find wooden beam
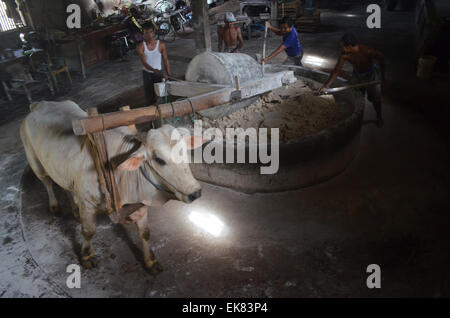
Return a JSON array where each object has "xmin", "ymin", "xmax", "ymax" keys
[
  {"xmin": 192, "ymin": 0, "xmax": 211, "ymax": 52},
  {"xmin": 72, "ymin": 87, "xmax": 233, "ymax": 135},
  {"xmin": 154, "ymin": 80, "xmax": 227, "ymax": 97},
  {"xmin": 72, "ymin": 71, "xmax": 296, "ymax": 135},
  {"xmin": 154, "ymin": 70, "xmax": 295, "ymax": 98}
]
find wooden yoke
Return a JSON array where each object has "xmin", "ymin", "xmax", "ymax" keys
[
  {"xmin": 86, "ymin": 107, "xmax": 122, "ymax": 220},
  {"xmin": 87, "ymin": 108, "xmax": 148, "ymax": 224}
]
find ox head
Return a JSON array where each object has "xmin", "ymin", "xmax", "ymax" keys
[{"xmin": 117, "ymin": 125, "xmax": 207, "ymax": 203}]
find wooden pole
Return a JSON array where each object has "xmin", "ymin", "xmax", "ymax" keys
[
  {"xmin": 262, "ymin": 24, "xmax": 268, "ymax": 75},
  {"xmin": 192, "ymin": 0, "xmax": 211, "ymax": 53},
  {"xmin": 72, "ymin": 87, "xmax": 233, "ymax": 135},
  {"xmin": 119, "ymin": 106, "xmax": 137, "ymax": 134}
]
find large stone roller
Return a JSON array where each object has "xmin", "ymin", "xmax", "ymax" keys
[{"xmin": 185, "ymin": 52, "xmax": 263, "ymax": 86}]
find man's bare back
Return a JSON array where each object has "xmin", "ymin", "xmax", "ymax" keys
[{"xmin": 342, "ymin": 45, "xmax": 383, "ymax": 73}]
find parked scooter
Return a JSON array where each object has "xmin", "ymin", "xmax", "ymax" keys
[{"xmin": 170, "ymin": 0, "xmax": 193, "ymax": 33}]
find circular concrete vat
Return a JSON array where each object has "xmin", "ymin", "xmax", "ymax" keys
[{"xmin": 190, "ymin": 70, "xmax": 364, "ymax": 193}]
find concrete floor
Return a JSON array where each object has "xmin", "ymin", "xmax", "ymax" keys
[{"xmin": 1, "ymin": 3, "xmax": 449, "ymax": 297}]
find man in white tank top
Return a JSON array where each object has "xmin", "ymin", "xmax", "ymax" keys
[{"xmin": 137, "ymin": 22, "xmax": 171, "ymax": 106}]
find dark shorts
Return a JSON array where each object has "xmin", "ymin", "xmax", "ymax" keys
[
  {"xmin": 284, "ymin": 51, "xmax": 303, "ymax": 66},
  {"xmin": 143, "ymin": 70, "xmax": 163, "ymax": 106},
  {"xmin": 352, "ymin": 65, "xmax": 381, "ymax": 103},
  {"xmin": 224, "ymin": 45, "xmax": 239, "ymax": 53}
]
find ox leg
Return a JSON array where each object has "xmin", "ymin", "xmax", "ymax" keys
[
  {"xmin": 41, "ymin": 177, "xmax": 60, "ymax": 214},
  {"xmin": 21, "ymin": 137, "xmax": 59, "ymax": 214},
  {"xmin": 135, "ymin": 206, "xmax": 163, "ymax": 275},
  {"xmin": 66, "ymin": 191, "xmax": 80, "ymax": 221},
  {"xmin": 79, "ymin": 207, "xmax": 98, "ymax": 269}
]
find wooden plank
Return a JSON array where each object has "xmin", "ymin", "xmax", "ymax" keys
[
  {"xmin": 240, "ymin": 71, "xmax": 295, "ymax": 99},
  {"xmin": 154, "ymin": 80, "xmax": 228, "ymax": 97}
]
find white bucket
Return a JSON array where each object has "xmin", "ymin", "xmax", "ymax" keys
[{"xmin": 416, "ymin": 55, "xmax": 437, "ymax": 79}]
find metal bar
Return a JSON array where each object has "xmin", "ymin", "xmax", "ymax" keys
[
  {"xmin": 324, "ymin": 80, "xmax": 381, "ymax": 94},
  {"xmin": 271, "ymin": 64, "xmax": 349, "ymax": 82}
]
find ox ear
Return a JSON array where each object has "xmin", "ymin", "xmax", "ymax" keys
[
  {"xmin": 183, "ymin": 135, "xmax": 210, "ymax": 150},
  {"xmin": 118, "ymin": 147, "xmax": 146, "ymax": 171}
]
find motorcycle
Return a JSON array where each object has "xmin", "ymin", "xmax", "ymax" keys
[
  {"xmin": 149, "ymin": 11, "xmax": 176, "ymax": 43},
  {"xmin": 169, "ymin": 4, "xmax": 192, "ymax": 33},
  {"xmin": 150, "ymin": 2, "xmax": 192, "ymax": 43}
]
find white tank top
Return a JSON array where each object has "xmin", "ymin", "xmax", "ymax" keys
[{"xmin": 143, "ymin": 40, "xmax": 162, "ymax": 73}]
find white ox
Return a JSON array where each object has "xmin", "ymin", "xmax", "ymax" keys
[{"xmin": 20, "ymin": 100, "xmax": 204, "ymax": 275}]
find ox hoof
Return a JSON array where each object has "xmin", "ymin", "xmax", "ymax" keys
[
  {"xmin": 146, "ymin": 261, "xmax": 163, "ymax": 276},
  {"xmin": 81, "ymin": 256, "xmax": 99, "ymax": 269}
]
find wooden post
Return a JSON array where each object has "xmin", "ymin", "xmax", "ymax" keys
[
  {"xmin": 77, "ymin": 41, "xmax": 87, "ymax": 80},
  {"xmin": 119, "ymin": 106, "xmax": 138, "ymax": 134},
  {"xmin": 87, "ymin": 107, "xmax": 98, "ymax": 116},
  {"xmin": 192, "ymin": 0, "xmax": 211, "ymax": 53},
  {"xmin": 270, "ymin": 0, "xmax": 278, "ymax": 27},
  {"xmin": 1, "ymin": 81, "xmax": 12, "ymax": 101}
]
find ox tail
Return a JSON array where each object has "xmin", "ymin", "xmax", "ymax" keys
[{"xmin": 29, "ymin": 102, "xmax": 40, "ymax": 112}]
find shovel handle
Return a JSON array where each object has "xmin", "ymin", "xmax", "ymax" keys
[
  {"xmin": 262, "ymin": 25, "xmax": 268, "ymax": 75},
  {"xmin": 323, "ymin": 80, "xmax": 381, "ymax": 94}
]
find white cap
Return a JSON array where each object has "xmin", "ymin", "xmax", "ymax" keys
[{"xmin": 225, "ymin": 12, "xmax": 236, "ymax": 22}]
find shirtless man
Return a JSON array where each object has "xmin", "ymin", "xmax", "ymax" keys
[
  {"xmin": 218, "ymin": 12, "xmax": 243, "ymax": 53},
  {"xmin": 320, "ymin": 33, "xmax": 386, "ymax": 127}
]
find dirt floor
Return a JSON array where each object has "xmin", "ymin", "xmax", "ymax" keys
[{"xmin": 1, "ymin": 3, "xmax": 449, "ymax": 297}]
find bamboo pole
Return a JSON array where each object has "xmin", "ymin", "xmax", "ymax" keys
[{"xmin": 72, "ymin": 87, "xmax": 233, "ymax": 135}]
